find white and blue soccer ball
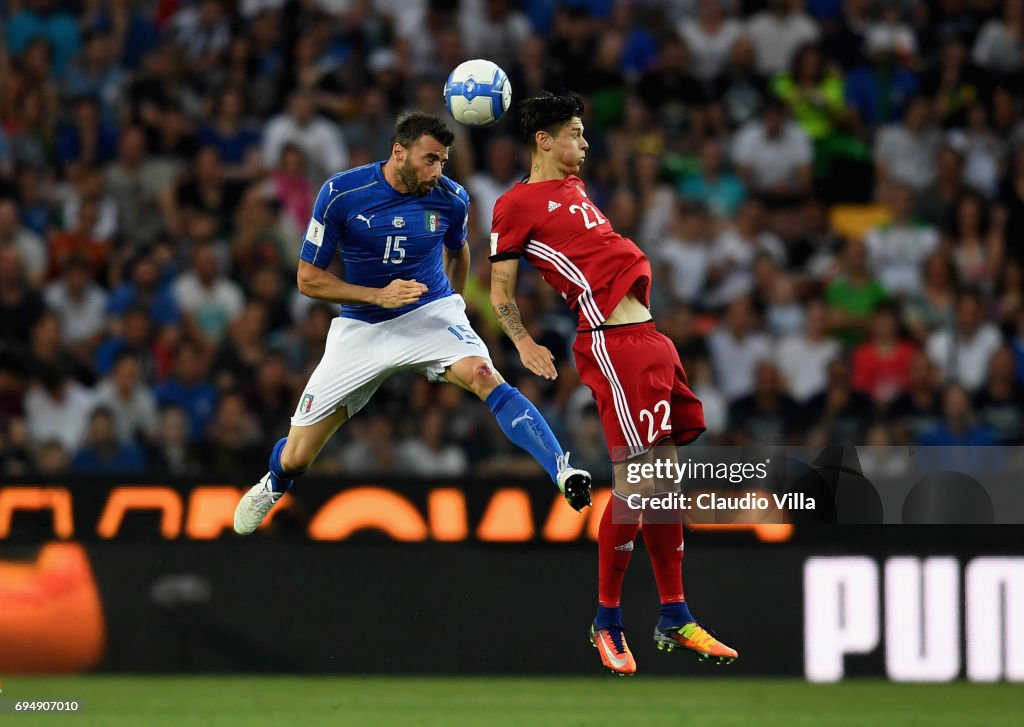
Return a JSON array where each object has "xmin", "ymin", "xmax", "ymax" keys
[{"xmin": 443, "ymin": 59, "xmax": 512, "ymax": 127}]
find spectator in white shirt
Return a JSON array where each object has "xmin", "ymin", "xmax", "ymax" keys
[
  {"xmin": 775, "ymin": 299, "xmax": 841, "ymax": 403},
  {"xmin": 874, "ymin": 94, "xmax": 942, "ymax": 193},
  {"xmin": 927, "ymin": 290, "xmax": 1004, "ymax": 394},
  {"xmin": 92, "ymin": 349, "xmax": 159, "ymax": 444},
  {"xmin": 0, "ymin": 198, "xmax": 47, "ymax": 286},
  {"xmin": 396, "ymin": 409, "xmax": 468, "ymax": 476},
  {"xmin": 865, "ymin": 184, "xmax": 939, "ymax": 297},
  {"xmin": 261, "ymin": 91, "xmax": 348, "ymax": 180},
  {"xmin": 679, "ymin": 0, "xmax": 744, "ymax": 82},
  {"xmin": 467, "ymin": 136, "xmax": 519, "ymax": 240},
  {"xmin": 172, "ymin": 242, "xmax": 245, "ymax": 343},
  {"xmin": 24, "ymin": 365, "xmax": 96, "ymax": 454},
  {"xmin": 657, "ymin": 200, "xmax": 712, "ymax": 305},
  {"xmin": 732, "ymin": 97, "xmax": 813, "ymax": 199},
  {"xmin": 709, "ymin": 296, "xmax": 773, "ymax": 402},
  {"xmin": 744, "ymin": 0, "xmax": 820, "ymax": 77},
  {"xmin": 972, "ymin": 0, "xmax": 1024, "ymax": 76},
  {"xmin": 706, "ymin": 198, "xmax": 786, "ymax": 307},
  {"xmin": 44, "ymin": 255, "xmax": 108, "ymax": 352}
]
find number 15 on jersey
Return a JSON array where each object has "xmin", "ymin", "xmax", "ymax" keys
[{"xmin": 383, "ymin": 235, "xmax": 406, "ymax": 264}]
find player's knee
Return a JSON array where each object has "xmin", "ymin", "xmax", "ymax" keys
[{"xmin": 466, "ymin": 359, "xmax": 500, "ymax": 397}]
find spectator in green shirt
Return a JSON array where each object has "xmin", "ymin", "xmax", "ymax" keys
[{"xmin": 826, "ymin": 237, "xmax": 890, "ymax": 346}]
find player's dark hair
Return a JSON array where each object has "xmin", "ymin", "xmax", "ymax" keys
[
  {"xmin": 519, "ymin": 92, "xmax": 585, "ymax": 149},
  {"xmin": 392, "ymin": 112, "xmax": 455, "ymax": 149}
]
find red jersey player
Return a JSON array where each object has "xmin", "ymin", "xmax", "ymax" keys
[{"xmin": 489, "ymin": 92, "xmax": 738, "ymax": 674}]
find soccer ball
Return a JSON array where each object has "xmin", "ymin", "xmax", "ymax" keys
[{"xmin": 443, "ymin": 59, "xmax": 512, "ymax": 127}]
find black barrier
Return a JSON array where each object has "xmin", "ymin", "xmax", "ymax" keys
[{"xmin": 2, "ymin": 541, "xmax": 1022, "ymax": 680}]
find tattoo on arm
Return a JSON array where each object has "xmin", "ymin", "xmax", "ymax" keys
[{"xmin": 495, "ymin": 301, "xmax": 528, "ymax": 342}]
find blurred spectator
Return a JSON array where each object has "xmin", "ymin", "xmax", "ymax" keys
[
  {"xmin": 172, "ymin": 145, "xmax": 248, "ymax": 238},
  {"xmin": 657, "ymin": 201, "xmax": 711, "ymax": 306},
  {"xmin": 728, "ymin": 360, "xmax": 801, "ymax": 444},
  {"xmin": 104, "ymin": 126, "xmax": 176, "ymax": 249},
  {"xmin": 826, "ymin": 238, "xmax": 889, "ymax": 344},
  {"xmin": 24, "ymin": 364, "xmax": 95, "ymax": 453},
  {"xmin": 63, "ymin": 30, "xmax": 126, "ymax": 124},
  {"xmin": 167, "ymin": 0, "xmax": 231, "ymax": 72},
  {"xmin": 775, "ymin": 298, "xmax": 840, "ymax": 404},
  {"xmin": 945, "ymin": 192, "xmax": 1003, "ymax": 292},
  {"xmin": 197, "ymin": 87, "xmax": 262, "ymax": 179},
  {"xmin": 6, "ymin": 0, "xmax": 81, "ymax": 79},
  {"xmin": 107, "ymin": 255, "xmax": 181, "ymax": 329},
  {"xmin": 566, "ymin": 403, "xmax": 613, "ymax": 482},
  {"xmin": 864, "ymin": 184, "xmax": 939, "ymax": 297},
  {"xmin": 948, "ymin": 103, "xmax": 1003, "ymax": 198},
  {"xmin": 213, "ymin": 300, "xmax": 269, "ymax": 390},
  {"xmin": 914, "ymin": 145, "xmax": 964, "ymax": 228},
  {"xmin": 261, "ymin": 91, "xmax": 349, "ymax": 181},
  {"xmin": 56, "ymin": 96, "xmax": 118, "ymax": 168},
  {"xmin": 0, "ymin": 198, "xmax": 47, "ymax": 286},
  {"xmin": 467, "ymin": 136, "xmax": 520, "ymax": 241},
  {"xmin": 677, "ymin": 136, "xmax": 746, "ymax": 221},
  {"xmin": 201, "ymin": 391, "xmax": 264, "ymax": 476},
  {"xmin": 95, "ymin": 304, "xmax": 163, "ymax": 379},
  {"xmin": 973, "ymin": 347, "xmax": 1024, "ymax": 445},
  {"xmin": 93, "ymin": 348, "xmax": 159, "ymax": 445},
  {"xmin": 887, "ymin": 352, "xmax": 943, "ymax": 444},
  {"xmin": 43, "ymin": 255, "xmax": 108, "ymax": 358},
  {"xmin": 72, "ymin": 406, "xmax": 147, "ymax": 473},
  {"xmin": 902, "ymin": 252, "xmax": 957, "ymax": 343},
  {"xmin": 874, "ymin": 95, "xmax": 941, "ymax": 194},
  {"xmin": 999, "ymin": 145, "xmax": 1024, "ymax": 267},
  {"xmin": 845, "ymin": 27, "xmax": 919, "ymax": 129},
  {"xmin": 679, "ymin": 0, "xmax": 743, "ymax": 83},
  {"xmin": 147, "ymin": 404, "xmax": 200, "ymax": 475},
  {"xmin": 48, "ymin": 197, "xmax": 110, "ymax": 280},
  {"xmin": 706, "ymin": 199, "xmax": 785, "ymax": 307},
  {"xmin": 745, "ymin": 0, "xmax": 820, "ymax": 77},
  {"xmin": 732, "ymin": 97, "xmax": 813, "ymax": 202},
  {"xmin": 805, "ymin": 357, "xmax": 874, "ymax": 444},
  {"xmin": 917, "ymin": 384, "xmax": 998, "ymax": 445},
  {"xmin": 34, "ymin": 439, "xmax": 70, "ymax": 475},
  {"xmin": 926, "ymin": 290, "xmax": 1003, "ymax": 394},
  {"xmin": 241, "ymin": 353, "xmax": 295, "ymax": 439},
  {"xmin": 635, "ymin": 36, "xmax": 708, "ymax": 137},
  {"xmin": 850, "ymin": 303, "xmax": 916, "ymax": 406},
  {"xmin": 708, "ymin": 296, "xmax": 771, "ymax": 402},
  {"xmin": 172, "ymin": 242, "xmax": 245, "ymax": 343},
  {"xmin": 267, "ymin": 143, "xmax": 314, "ymax": 237},
  {"xmin": 459, "ymin": 0, "xmax": 532, "ymax": 71},
  {"xmin": 26, "ymin": 310, "xmax": 94, "ymax": 384},
  {"xmin": 155, "ymin": 342, "xmax": 218, "ymax": 442},
  {"xmin": 711, "ymin": 35, "xmax": 768, "ymax": 130},
  {"xmin": 972, "ymin": 0, "xmax": 1024, "ymax": 77},
  {"xmin": 335, "ymin": 414, "xmax": 400, "ymax": 475},
  {"xmin": 397, "ymin": 408, "xmax": 469, "ymax": 476},
  {"xmin": 923, "ymin": 36, "xmax": 987, "ymax": 131}
]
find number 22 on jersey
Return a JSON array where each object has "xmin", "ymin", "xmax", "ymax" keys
[{"xmin": 569, "ymin": 201, "xmax": 606, "ymax": 230}]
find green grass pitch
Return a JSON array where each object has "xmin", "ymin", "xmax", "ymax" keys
[{"xmin": 4, "ymin": 676, "xmax": 1023, "ymax": 727}]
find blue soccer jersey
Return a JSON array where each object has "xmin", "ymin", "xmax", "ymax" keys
[{"xmin": 298, "ymin": 162, "xmax": 470, "ymax": 323}]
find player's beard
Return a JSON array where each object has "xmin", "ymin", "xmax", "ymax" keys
[{"xmin": 398, "ymin": 159, "xmax": 435, "ymax": 196}]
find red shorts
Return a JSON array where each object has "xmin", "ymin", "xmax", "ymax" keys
[{"xmin": 573, "ymin": 322, "xmax": 706, "ymax": 462}]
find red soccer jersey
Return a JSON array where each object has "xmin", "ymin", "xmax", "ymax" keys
[{"xmin": 489, "ymin": 176, "xmax": 652, "ymax": 330}]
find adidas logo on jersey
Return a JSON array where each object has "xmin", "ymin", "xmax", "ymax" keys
[
  {"xmin": 614, "ymin": 541, "xmax": 634, "ymax": 552},
  {"xmin": 547, "ymin": 201, "xmax": 561, "ymax": 212}
]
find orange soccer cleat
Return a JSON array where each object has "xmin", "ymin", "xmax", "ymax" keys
[
  {"xmin": 653, "ymin": 621, "xmax": 739, "ymax": 665},
  {"xmin": 590, "ymin": 623, "xmax": 637, "ymax": 676}
]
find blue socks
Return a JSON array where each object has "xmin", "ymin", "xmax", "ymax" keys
[
  {"xmin": 657, "ymin": 601, "xmax": 694, "ymax": 628},
  {"xmin": 485, "ymin": 383, "xmax": 562, "ymax": 483},
  {"xmin": 268, "ymin": 437, "xmax": 305, "ymax": 493},
  {"xmin": 595, "ymin": 605, "xmax": 623, "ymax": 629}
]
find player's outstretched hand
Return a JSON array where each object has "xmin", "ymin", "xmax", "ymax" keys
[
  {"xmin": 516, "ymin": 339, "xmax": 557, "ymax": 380},
  {"xmin": 376, "ymin": 279, "xmax": 428, "ymax": 308}
]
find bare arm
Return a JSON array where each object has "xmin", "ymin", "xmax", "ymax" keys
[
  {"xmin": 490, "ymin": 259, "xmax": 557, "ymax": 380},
  {"xmin": 444, "ymin": 244, "xmax": 470, "ymax": 296},
  {"xmin": 297, "ymin": 259, "xmax": 426, "ymax": 308}
]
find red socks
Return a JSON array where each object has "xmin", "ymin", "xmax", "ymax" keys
[
  {"xmin": 597, "ymin": 492, "xmax": 641, "ymax": 607},
  {"xmin": 640, "ymin": 519, "xmax": 685, "ymax": 604}
]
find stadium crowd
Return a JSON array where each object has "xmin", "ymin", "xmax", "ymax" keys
[{"xmin": 2, "ymin": 0, "xmax": 1024, "ymax": 482}]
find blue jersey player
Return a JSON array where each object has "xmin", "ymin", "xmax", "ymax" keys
[{"xmin": 234, "ymin": 113, "xmax": 592, "ymax": 534}]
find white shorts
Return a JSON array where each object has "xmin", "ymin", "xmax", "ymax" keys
[{"xmin": 291, "ymin": 295, "xmax": 492, "ymax": 426}]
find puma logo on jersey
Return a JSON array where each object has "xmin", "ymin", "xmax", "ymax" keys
[
  {"xmin": 328, "ymin": 181, "xmax": 336, "ymax": 194},
  {"xmin": 510, "ymin": 410, "xmax": 534, "ymax": 428},
  {"xmin": 356, "ymin": 214, "xmax": 375, "ymax": 228},
  {"xmin": 548, "ymin": 201, "xmax": 561, "ymax": 212}
]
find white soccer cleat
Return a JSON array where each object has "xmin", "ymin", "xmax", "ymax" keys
[
  {"xmin": 233, "ymin": 473, "xmax": 284, "ymax": 535},
  {"xmin": 556, "ymin": 452, "xmax": 593, "ymax": 512}
]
